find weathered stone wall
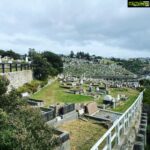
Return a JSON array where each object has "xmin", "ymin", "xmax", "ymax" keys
[{"xmin": 0, "ymin": 70, "xmax": 33, "ymax": 91}]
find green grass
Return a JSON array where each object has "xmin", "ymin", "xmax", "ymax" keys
[
  {"xmin": 58, "ymin": 119, "xmax": 107, "ymax": 150},
  {"xmin": 112, "ymin": 95, "xmax": 138, "ymax": 112},
  {"xmin": 31, "ymin": 81, "xmax": 93, "ymax": 106},
  {"xmin": 110, "ymin": 88, "xmax": 139, "ymax": 113},
  {"xmin": 31, "ymin": 80, "xmax": 139, "ymax": 112}
]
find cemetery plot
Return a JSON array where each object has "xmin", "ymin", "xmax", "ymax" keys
[
  {"xmin": 31, "ymin": 81, "xmax": 93, "ymax": 106},
  {"xmin": 96, "ymin": 87, "xmax": 139, "ymax": 112},
  {"xmin": 58, "ymin": 119, "xmax": 107, "ymax": 150},
  {"xmin": 91, "ymin": 110, "xmax": 121, "ymax": 122},
  {"xmin": 31, "ymin": 77, "xmax": 139, "ymax": 113},
  {"xmin": 63, "ymin": 58, "xmax": 134, "ymax": 78},
  {"xmin": 109, "ymin": 87, "xmax": 139, "ymax": 112}
]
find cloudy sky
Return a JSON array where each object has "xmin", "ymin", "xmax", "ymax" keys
[{"xmin": 0, "ymin": 0, "xmax": 150, "ymax": 58}]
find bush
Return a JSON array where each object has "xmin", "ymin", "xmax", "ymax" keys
[
  {"xmin": 136, "ymin": 87, "xmax": 144, "ymax": 92},
  {"xmin": 17, "ymin": 80, "xmax": 41, "ymax": 94},
  {"xmin": 143, "ymin": 88, "xmax": 150, "ymax": 105},
  {"xmin": 40, "ymin": 80, "xmax": 48, "ymax": 88}
]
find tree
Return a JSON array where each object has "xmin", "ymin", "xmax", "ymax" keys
[
  {"xmin": 0, "ymin": 107, "xmax": 58, "ymax": 150},
  {"xmin": 32, "ymin": 54, "xmax": 51, "ymax": 80},
  {"xmin": 28, "ymin": 48, "xmax": 37, "ymax": 60},
  {"xmin": 0, "ymin": 49, "xmax": 20, "ymax": 59},
  {"xmin": 0, "ymin": 76, "xmax": 58, "ymax": 149},
  {"xmin": 70, "ymin": 51, "xmax": 74, "ymax": 58},
  {"xmin": 4, "ymin": 50, "xmax": 20, "ymax": 60},
  {"xmin": 42, "ymin": 51, "xmax": 63, "ymax": 74},
  {"xmin": 0, "ymin": 76, "xmax": 9, "ymax": 95},
  {"xmin": 0, "ymin": 49, "xmax": 5, "ymax": 57}
]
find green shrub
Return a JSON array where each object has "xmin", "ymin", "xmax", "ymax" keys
[
  {"xmin": 17, "ymin": 80, "xmax": 41, "ymax": 94},
  {"xmin": 143, "ymin": 88, "xmax": 150, "ymax": 105},
  {"xmin": 136, "ymin": 87, "xmax": 144, "ymax": 92},
  {"xmin": 40, "ymin": 80, "xmax": 48, "ymax": 88}
]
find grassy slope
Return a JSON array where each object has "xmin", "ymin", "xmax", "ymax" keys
[
  {"xmin": 110, "ymin": 88, "xmax": 139, "ymax": 112},
  {"xmin": 32, "ymin": 80, "xmax": 139, "ymax": 112},
  {"xmin": 31, "ymin": 81, "xmax": 93, "ymax": 106}
]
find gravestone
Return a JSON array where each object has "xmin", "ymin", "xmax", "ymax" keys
[
  {"xmin": 40, "ymin": 107, "xmax": 55, "ymax": 122},
  {"xmin": 89, "ymin": 85, "xmax": 93, "ymax": 92},
  {"xmin": 27, "ymin": 98, "xmax": 44, "ymax": 107},
  {"xmin": 49, "ymin": 104, "xmax": 63, "ymax": 116},
  {"xmin": 59, "ymin": 104, "xmax": 75, "ymax": 115},
  {"xmin": 96, "ymin": 87, "xmax": 100, "ymax": 92},
  {"xmin": 85, "ymin": 102, "xmax": 98, "ymax": 115},
  {"xmin": 25, "ymin": 56, "xmax": 29, "ymax": 63},
  {"xmin": 21, "ymin": 92, "xmax": 29, "ymax": 97}
]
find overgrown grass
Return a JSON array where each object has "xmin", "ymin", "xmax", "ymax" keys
[
  {"xmin": 111, "ymin": 88, "xmax": 139, "ymax": 112},
  {"xmin": 112, "ymin": 95, "xmax": 138, "ymax": 112},
  {"xmin": 31, "ymin": 81, "xmax": 93, "ymax": 106},
  {"xmin": 58, "ymin": 119, "xmax": 107, "ymax": 150}
]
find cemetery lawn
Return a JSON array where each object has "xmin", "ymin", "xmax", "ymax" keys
[
  {"xmin": 31, "ymin": 81, "xmax": 93, "ymax": 106},
  {"xmin": 110, "ymin": 88, "xmax": 139, "ymax": 113},
  {"xmin": 58, "ymin": 119, "xmax": 107, "ymax": 150}
]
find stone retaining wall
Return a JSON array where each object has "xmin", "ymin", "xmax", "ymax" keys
[{"xmin": 0, "ymin": 70, "xmax": 33, "ymax": 91}]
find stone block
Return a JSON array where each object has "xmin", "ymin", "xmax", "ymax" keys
[
  {"xmin": 133, "ymin": 141, "xmax": 144, "ymax": 150},
  {"xmin": 138, "ymin": 128, "xmax": 147, "ymax": 145},
  {"xmin": 141, "ymin": 113, "xmax": 147, "ymax": 116},
  {"xmin": 141, "ymin": 116, "xmax": 147, "ymax": 120},
  {"xmin": 136, "ymin": 134, "xmax": 144, "ymax": 142},
  {"xmin": 141, "ymin": 119, "xmax": 147, "ymax": 125},
  {"xmin": 85, "ymin": 102, "xmax": 98, "ymax": 115},
  {"xmin": 139, "ymin": 128, "xmax": 146, "ymax": 135},
  {"xmin": 140, "ymin": 123, "xmax": 147, "ymax": 129}
]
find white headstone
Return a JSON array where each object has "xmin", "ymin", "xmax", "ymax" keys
[
  {"xmin": 25, "ymin": 56, "xmax": 29, "ymax": 62},
  {"xmin": 56, "ymin": 116, "xmax": 62, "ymax": 122},
  {"xmin": 96, "ymin": 87, "xmax": 100, "ymax": 92},
  {"xmin": 78, "ymin": 109, "xmax": 84, "ymax": 115},
  {"xmin": 80, "ymin": 79, "xmax": 83, "ymax": 84},
  {"xmin": 8, "ymin": 60, "xmax": 12, "ymax": 63},
  {"xmin": 21, "ymin": 92, "xmax": 29, "ymax": 97}
]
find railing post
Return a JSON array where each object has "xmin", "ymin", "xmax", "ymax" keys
[
  {"xmin": 123, "ymin": 117, "xmax": 126, "ymax": 135},
  {"xmin": 20, "ymin": 64, "xmax": 22, "ymax": 71},
  {"xmin": 107, "ymin": 133, "xmax": 112, "ymax": 150},
  {"xmin": 127, "ymin": 112, "xmax": 130, "ymax": 128},
  {"xmin": 27, "ymin": 64, "xmax": 30, "ymax": 70},
  {"xmin": 24, "ymin": 64, "xmax": 26, "ymax": 70},
  {"xmin": 2, "ymin": 63, "xmax": 5, "ymax": 73},
  {"xmin": 15, "ymin": 64, "xmax": 18, "ymax": 71},
  {"xmin": 115, "ymin": 124, "xmax": 120, "ymax": 145},
  {"xmin": 10, "ymin": 63, "xmax": 12, "ymax": 72}
]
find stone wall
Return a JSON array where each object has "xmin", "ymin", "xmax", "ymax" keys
[{"xmin": 0, "ymin": 70, "xmax": 33, "ymax": 91}]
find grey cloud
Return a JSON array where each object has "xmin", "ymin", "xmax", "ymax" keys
[{"xmin": 0, "ymin": 0, "xmax": 150, "ymax": 57}]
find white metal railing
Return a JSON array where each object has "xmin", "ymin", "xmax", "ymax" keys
[{"xmin": 91, "ymin": 91, "xmax": 143, "ymax": 150}]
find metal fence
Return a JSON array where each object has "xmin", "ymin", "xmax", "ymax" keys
[
  {"xmin": 91, "ymin": 91, "xmax": 143, "ymax": 150},
  {"xmin": 0, "ymin": 63, "xmax": 32, "ymax": 73}
]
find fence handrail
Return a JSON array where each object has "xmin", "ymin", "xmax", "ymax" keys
[
  {"xmin": 0, "ymin": 63, "xmax": 32, "ymax": 73},
  {"xmin": 91, "ymin": 91, "xmax": 143, "ymax": 150}
]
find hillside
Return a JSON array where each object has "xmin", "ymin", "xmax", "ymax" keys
[{"xmin": 63, "ymin": 58, "xmax": 135, "ymax": 78}]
